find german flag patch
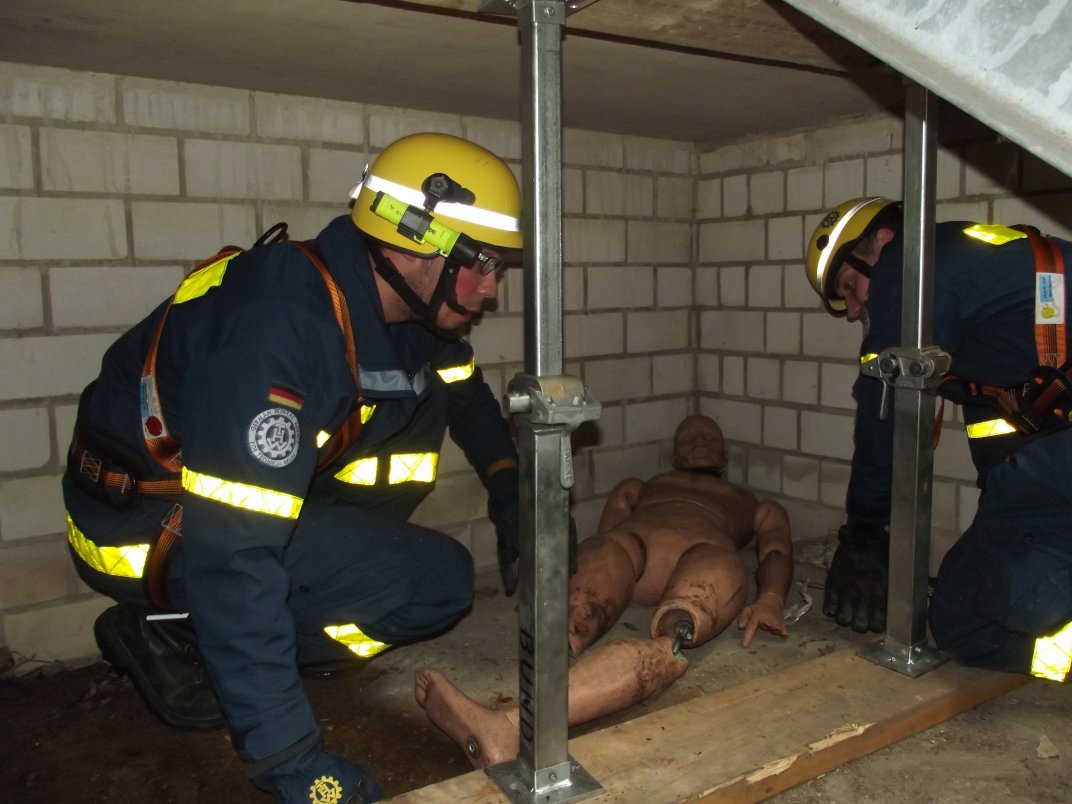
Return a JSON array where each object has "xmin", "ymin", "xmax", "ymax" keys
[{"xmin": 268, "ymin": 384, "xmax": 305, "ymax": 411}]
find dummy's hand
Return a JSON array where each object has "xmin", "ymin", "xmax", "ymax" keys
[
  {"xmin": 486, "ymin": 468, "xmax": 520, "ymax": 596},
  {"xmin": 822, "ymin": 520, "xmax": 889, "ymax": 633},
  {"xmin": 737, "ymin": 593, "xmax": 788, "ymax": 648},
  {"xmin": 252, "ymin": 737, "xmax": 384, "ymax": 804}
]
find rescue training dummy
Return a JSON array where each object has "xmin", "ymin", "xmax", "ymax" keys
[
  {"xmin": 806, "ymin": 198, "xmax": 1072, "ymax": 683},
  {"xmin": 62, "ymin": 133, "xmax": 527, "ymax": 803},
  {"xmin": 415, "ymin": 415, "xmax": 793, "ymax": 767}
]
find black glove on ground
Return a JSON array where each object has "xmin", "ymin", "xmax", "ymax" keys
[
  {"xmin": 822, "ymin": 518, "xmax": 889, "ymax": 634},
  {"xmin": 486, "ymin": 467, "xmax": 520, "ymax": 596}
]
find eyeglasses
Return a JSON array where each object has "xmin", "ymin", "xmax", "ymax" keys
[{"xmin": 472, "ymin": 251, "xmax": 506, "ymax": 276}]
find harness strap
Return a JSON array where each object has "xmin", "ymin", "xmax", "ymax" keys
[
  {"xmin": 130, "ymin": 238, "xmax": 363, "ymax": 608},
  {"xmin": 1012, "ymin": 224, "xmax": 1067, "ymax": 368}
]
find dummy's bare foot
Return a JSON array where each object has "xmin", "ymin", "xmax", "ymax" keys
[{"xmin": 415, "ymin": 669, "xmax": 519, "ymax": 769}]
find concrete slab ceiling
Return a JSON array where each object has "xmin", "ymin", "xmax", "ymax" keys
[{"xmin": 0, "ymin": 0, "xmax": 904, "ymax": 145}]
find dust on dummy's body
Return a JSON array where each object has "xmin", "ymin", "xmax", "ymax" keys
[{"xmin": 416, "ymin": 414, "xmax": 794, "ymax": 767}]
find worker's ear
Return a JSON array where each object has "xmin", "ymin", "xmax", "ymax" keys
[{"xmin": 875, "ymin": 226, "xmax": 897, "ymax": 247}]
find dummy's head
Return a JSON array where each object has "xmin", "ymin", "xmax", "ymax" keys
[{"xmin": 672, "ymin": 415, "xmax": 726, "ymax": 473}]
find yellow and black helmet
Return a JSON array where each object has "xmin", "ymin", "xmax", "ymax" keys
[
  {"xmin": 805, "ymin": 197, "xmax": 899, "ymax": 314},
  {"xmin": 350, "ymin": 132, "xmax": 523, "ymax": 255}
]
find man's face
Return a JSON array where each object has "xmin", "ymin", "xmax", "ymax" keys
[
  {"xmin": 832, "ymin": 262, "xmax": 871, "ymax": 323},
  {"xmin": 433, "ymin": 253, "xmax": 502, "ymax": 331},
  {"xmin": 672, "ymin": 415, "xmax": 726, "ymax": 471}
]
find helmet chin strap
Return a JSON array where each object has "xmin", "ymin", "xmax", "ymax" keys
[{"xmin": 369, "ymin": 243, "xmax": 468, "ymax": 328}]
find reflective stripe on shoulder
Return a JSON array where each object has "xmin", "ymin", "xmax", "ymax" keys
[
  {"xmin": 323, "ymin": 624, "xmax": 390, "ymax": 658},
  {"xmin": 1032, "ymin": 620, "xmax": 1072, "ymax": 682},
  {"xmin": 173, "ymin": 253, "xmax": 242, "ymax": 304},
  {"xmin": 962, "ymin": 224, "xmax": 1028, "ymax": 246},
  {"xmin": 67, "ymin": 513, "xmax": 149, "ymax": 578},
  {"xmin": 437, "ymin": 357, "xmax": 476, "ymax": 384},
  {"xmin": 965, "ymin": 418, "xmax": 1018, "ymax": 438},
  {"xmin": 182, "ymin": 467, "xmax": 303, "ymax": 519}
]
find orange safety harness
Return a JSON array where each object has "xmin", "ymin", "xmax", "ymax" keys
[
  {"xmin": 70, "ymin": 234, "xmax": 363, "ymax": 609},
  {"xmin": 933, "ymin": 225, "xmax": 1071, "ymax": 447}
]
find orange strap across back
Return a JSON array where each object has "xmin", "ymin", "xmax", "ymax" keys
[
  {"xmin": 140, "ymin": 241, "xmax": 363, "ymax": 474},
  {"xmin": 1013, "ymin": 225, "xmax": 1067, "ymax": 368}
]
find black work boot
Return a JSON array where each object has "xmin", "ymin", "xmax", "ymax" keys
[{"xmin": 94, "ymin": 604, "xmax": 225, "ymax": 730}]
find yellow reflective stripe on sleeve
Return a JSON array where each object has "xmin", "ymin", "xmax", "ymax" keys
[
  {"xmin": 389, "ymin": 452, "xmax": 438, "ymax": 484},
  {"xmin": 861, "ymin": 353, "xmax": 879, "ymax": 365},
  {"xmin": 334, "ymin": 456, "xmax": 378, "ymax": 485},
  {"xmin": 323, "ymin": 624, "xmax": 391, "ymax": 658},
  {"xmin": 965, "ymin": 418, "xmax": 1019, "ymax": 438},
  {"xmin": 67, "ymin": 513, "xmax": 149, "ymax": 579},
  {"xmin": 173, "ymin": 253, "xmax": 241, "ymax": 304},
  {"xmin": 1031, "ymin": 620, "xmax": 1072, "ymax": 682},
  {"xmin": 361, "ymin": 404, "xmax": 376, "ymax": 423},
  {"xmin": 962, "ymin": 224, "xmax": 1028, "ymax": 246},
  {"xmin": 181, "ymin": 467, "xmax": 303, "ymax": 519},
  {"xmin": 437, "ymin": 358, "xmax": 476, "ymax": 384}
]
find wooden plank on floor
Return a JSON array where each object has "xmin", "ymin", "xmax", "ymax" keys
[{"xmin": 389, "ymin": 646, "xmax": 1029, "ymax": 803}]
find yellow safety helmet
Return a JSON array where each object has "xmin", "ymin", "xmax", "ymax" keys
[
  {"xmin": 351, "ymin": 132, "xmax": 523, "ymax": 255},
  {"xmin": 805, "ymin": 197, "xmax": 899, "ymax": 315}
]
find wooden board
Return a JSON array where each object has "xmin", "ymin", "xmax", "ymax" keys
[{"xmin": 388, "ymin": 646, "xmax": 1029, "ymax": 802}]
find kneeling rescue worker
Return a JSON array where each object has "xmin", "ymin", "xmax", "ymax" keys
[
  {"xmin": 63, "ymin": 132, "xmax": 526, "ymax": 802},
  {"xmin": 806, "ymin": 197, "xmax": 1072, "ymax": 683}
]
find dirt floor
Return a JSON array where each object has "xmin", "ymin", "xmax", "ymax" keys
[{"xmin": 2, "ymin": 542, "xmax": 1070, "ymax": 803}]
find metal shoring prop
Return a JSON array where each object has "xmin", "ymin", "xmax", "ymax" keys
[
  {"xmin": 859, "ymin": 82, "xmax": 947, "ymax": 677},
  {"xmin": 482, "ymin": 1, "xmax": 603, "ymax": 801}
]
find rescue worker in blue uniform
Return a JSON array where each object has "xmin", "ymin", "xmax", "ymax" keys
[
  {"xmin": 62, "ymin": 132, "xmax": 525, "ymax": 803},
  {"xmin": 805, "ymin": 197, "xmax": 1072, "ymax": 683}
]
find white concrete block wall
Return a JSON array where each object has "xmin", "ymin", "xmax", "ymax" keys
[
  {"xmin": 697, "ymin": 110, "xmax": 1072, "ymax": 555},
  {"xmin": 0, "ymin": 61, "xmax": 697, "ymax": 672},
  {"xmin": 4, "ymin": 58, "xmax": 1069, "ymax": 673}
]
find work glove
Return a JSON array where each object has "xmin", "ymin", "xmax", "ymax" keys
[
  {"xmin": 486, "ymin": 467, "xmax": 520, "ymax": 596},
  {"xmin": 822, "ymin": 517, "xmax": 889, "ymax": 634},
  {"xmin": 252, "ymin": 734, "xmax": 384, "ymax": 804}
]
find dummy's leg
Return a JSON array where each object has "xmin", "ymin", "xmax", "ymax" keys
[
  {"xmin": 416, "ymin": 637, "xmax": 687, "ymax": 768},
  {"xmin": 568, "ymin": 530, "xmax": 646, "ymax": 656},
  {"xmin": 651, "ymin": 543, "xmax": 748, "ymax": 648}
]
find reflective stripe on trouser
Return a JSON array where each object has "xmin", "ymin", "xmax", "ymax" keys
[
  {"xmin": 1032, "ymin": 620, "xmax": 1072, "ymax": 681},
  {"xmin": 322, "ymin": 624, "xmax": 390, "ymax": 658}
]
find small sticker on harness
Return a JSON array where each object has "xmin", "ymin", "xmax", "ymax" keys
[
  {"xmin": 248, "ymin": 408, "xmax": 300, "ymax": 468},
  {"xmin": 1036, "ymin": 272, "xmax": 1065, "ymax": 324}
]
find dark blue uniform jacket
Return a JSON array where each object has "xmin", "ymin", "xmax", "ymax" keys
[
  {"xmin": 847, "ymin": 221, "xmax": 1072, "ymax": 523},
  {"xmin": 65, "ymin": 215, "xmax": 515, "ymax": 761}
]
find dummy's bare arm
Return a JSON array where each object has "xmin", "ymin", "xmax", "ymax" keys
[
  {"xmin": 597, "ymin": 477, "xmax": 644, "ymax": 533},
  {"xmin": 737, "ymin": 500, "xmax": 793, "ymax": 647}
]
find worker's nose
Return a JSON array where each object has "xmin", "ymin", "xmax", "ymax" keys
[{"xmin": 844, "ymin": 295, "xmax": 864, "ymax": 322}]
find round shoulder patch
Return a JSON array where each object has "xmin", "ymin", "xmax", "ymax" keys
[{"xmin": 248, "ymin": 408, "xmax": 300, "ymax": 468}]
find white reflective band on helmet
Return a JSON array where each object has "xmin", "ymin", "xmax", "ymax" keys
[
  {"xmin": 817, "ymin": 198, "xmax": 879, "ymax": 289},
  {"xmin": 965, "ymin": 418, "xmax": 1019, "ymax": 438},
  {"xmin": 323, "ymin": 624, "xmax": 390, "ymax": 658},
  {"xmin": 182, "ymin": 467, "xmax": 303, "ymax": 519},
  {"xmin": 1031, "ymin": 620, "xmax": 1072, "ymax": 681},
  {"xmin": 352, "ymin": 173, "xmax": 521, "ymax": 234},
  {"xmin": 67, "ymin": 513, "xmax": 149, "ymax": 578}
]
